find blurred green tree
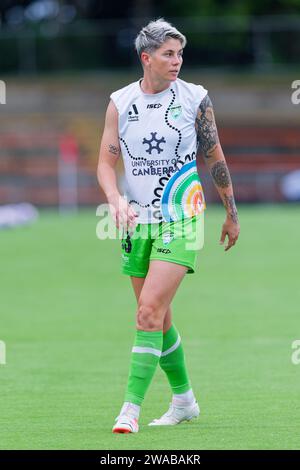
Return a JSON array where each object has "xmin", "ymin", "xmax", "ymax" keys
[{"xmin": 153, "ymin": 0, "xmax": 300, "ymax": 17}]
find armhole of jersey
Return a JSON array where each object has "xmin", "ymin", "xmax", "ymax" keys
[
  {"xmin": 110, "ymin": 94, "xmax": 119, "ymax": 114},
  {"xmin": 194, "ymin": 87, "xmax": 208, "ymax": 121}
]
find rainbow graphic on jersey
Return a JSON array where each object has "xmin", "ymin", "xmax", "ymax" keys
[{"xmin": 161, "ymin": 160, "xmax": 206, "ymax": 222}]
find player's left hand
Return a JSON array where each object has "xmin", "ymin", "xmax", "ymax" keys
[{"xmin": 219, "ymin": 215, "xmax": 240, "ymax": 251}]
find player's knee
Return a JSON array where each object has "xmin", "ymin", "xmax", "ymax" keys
[{"xmin": 136, "ymin": 302, "xmax": 162, "ymax": 331}]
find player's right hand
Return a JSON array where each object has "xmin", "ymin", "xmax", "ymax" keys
[{"xmin": 107, "ymin": 194, "xmax": 138, "ymax": 231}]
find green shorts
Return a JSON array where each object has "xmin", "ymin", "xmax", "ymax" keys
[{"xmin": 121, "ymin": 211, "xmax": 205, "ymax": 277}]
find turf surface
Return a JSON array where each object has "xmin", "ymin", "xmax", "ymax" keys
[{"xmin": 0, "ymin": 205, "xmax": 299, "ymax": 450}]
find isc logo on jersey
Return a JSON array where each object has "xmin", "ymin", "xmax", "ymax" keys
[{"xmin": 147, "ymin": 104, "xmax": 162, "ymax": 109}]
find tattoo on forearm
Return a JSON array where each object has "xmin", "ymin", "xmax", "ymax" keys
[
  {"xmin": 196, "ymin": 94, "xmax": 219, "ymax": 158},
  {"xmin": 109, "ymin": 144, "xmax": 120, "ymax": 156},
  {"xmin": 211, "ymin": 161, "xmax": 231, "ymax": 188},
  {"xmin": 224, "ymin": 194, "xmax": 239, "ymax": 224}
]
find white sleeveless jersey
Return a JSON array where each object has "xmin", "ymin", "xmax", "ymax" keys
[{"xmin": 110, "ymin": 78, "xmax": 208, "ymax": 224}]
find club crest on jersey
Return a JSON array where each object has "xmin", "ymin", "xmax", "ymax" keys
[
  {"xmin": 128, "ymin": 104, "xmax": 139, "ymax": 122},
  {"xmin": 169, "ymin": 104, "xmax": 182, "ymax": 119},
  {"xmin": 162, "ymin": 231, "xmax": 174, "ymax": 245}
]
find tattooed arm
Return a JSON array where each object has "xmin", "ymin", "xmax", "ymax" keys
[
  {"xmin": 195, "ymin": 94, "xmax": 240, "ymax": 251},
  {"xmin": 97, "ymin": 100, "xmax": 137, "ymax": 229}
]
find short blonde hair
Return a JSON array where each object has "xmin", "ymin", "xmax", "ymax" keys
[{"xmin": 135, "ymin": 18, "xmax": 186, "ymax": 58}]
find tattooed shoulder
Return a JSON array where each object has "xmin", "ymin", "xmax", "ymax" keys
[
  {"xmin": 199, "ymin": 94, "xmax": 213, "ymax": 114},
  {"xmin": 196, "ymin": 94, "xmax": 219, "ymax": 158}
]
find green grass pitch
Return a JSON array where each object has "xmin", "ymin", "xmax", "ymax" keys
[{"xmin": 0, "ymin": 205, "xmax": 299, "ymax": 450}]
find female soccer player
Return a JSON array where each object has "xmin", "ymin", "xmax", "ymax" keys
[{"xmin": 97, "ymin": 18, "xmax": 240, "ymax": 434}]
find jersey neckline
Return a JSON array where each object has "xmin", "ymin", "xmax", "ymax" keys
[{"xmin": 137, "ymin": 78, "xmax": 173, "ymax": 98}]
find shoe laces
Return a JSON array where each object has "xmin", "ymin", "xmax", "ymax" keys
[
  {"xmin": 165, "ymin": 402, "xmax": 185, "ymax": 417},
  {"xmin": 115, "ymin": 412, "xmax": 138, "ymax": 422}
]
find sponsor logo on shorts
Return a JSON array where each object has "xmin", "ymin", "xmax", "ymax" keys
[
  {"xmin": 122, "ymin": 254, "xmax": 129, "ymax": 264},
  {"xmin": 157, "ymin": 248, "xmax": 171, "ymax": 254},
  {"xmin": 122, "ymin": 234, "xmax": 132, "ymax": 253}
]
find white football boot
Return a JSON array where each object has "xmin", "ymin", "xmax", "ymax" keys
[
  {"xmin": 148, "ymin": 401, "xmax": 200, "ymax": 426},
  {"xmin": 112, "ymin": 415, "xmax": 139, "ymax": 434},
  {"xmin": 112, "ymin": 402, "xmax": 140, "ymax": 434}
]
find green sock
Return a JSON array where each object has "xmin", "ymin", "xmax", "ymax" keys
[
  {"xmin": 124, "ymin": 330, "xmax": 163, "ymax": 406},
  {"xmin": 159, "ymin": 324, "xmax": 191, "ymax": 394}
]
